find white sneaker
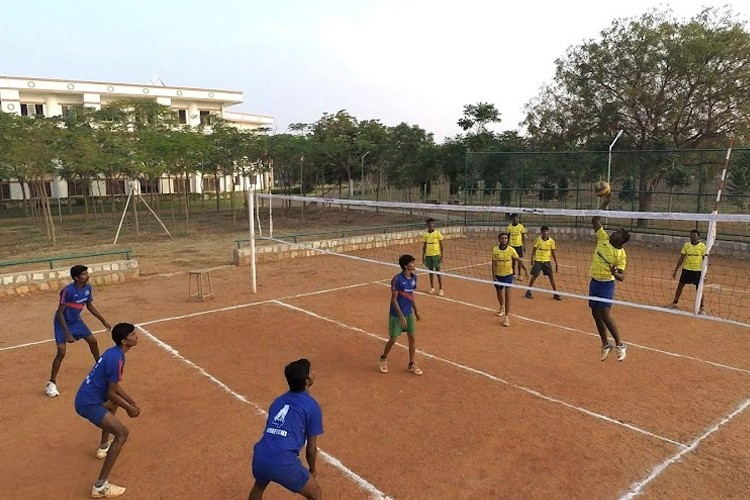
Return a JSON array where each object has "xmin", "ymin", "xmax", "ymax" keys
[
  {"xmin": 45, "ymin": 381, "xmax": 60, "ymax": 398},
  {"xmin": 429, "ymin": 288, "xmax": 435, "ymax": 294},
  {"xmin": 496, "ymin": 306, "xmax": 505, "ymax": 317},
  {"xmin": 502, "ymin": 315, "xmax": 510, "ymax": 327},
  {"xmin": 438, "ymin": 289, "xmax": 444, "ymax": 297},
  {"xmin": 600, "ymin": 344, "xmax": 612, "ymax": 361},
  {"xmin": 96, "ymin": 440, "xmax": 113, "ymax": 459},
  {"xmin": 616, "ymin": 344, "xmax": 627, "ymax": 361},
  {"xmin": 91, "ymin": 481, "xmax": 126, "ymax": 498}
]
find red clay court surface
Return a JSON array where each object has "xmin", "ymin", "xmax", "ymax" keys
[{"xmin": 2, "ymin": 253, "xmax": 750, "ymax": 499}]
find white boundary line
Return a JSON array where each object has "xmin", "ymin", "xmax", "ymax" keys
[
  {"xmin": 618, "ymin": 397, "xmax": 750, "ymax": 499},
  {"xmin": 373, "ymin": 282, "xmax": 750, "ymax": 376},
  {"xmin": 136, "ymin": 324, "xmax": 394, "ymax": 500},
  {"xmin": 0, "ymin": 280, "xmax": 379, "ymax": 354},
  {"xmin": 6, "ymin": 276, "xmax": 748, "ymax": 378},
  {"xmin": 272, "ymin": 300, "xmax": 686, "ymax": 449},
  {"xmin": 265, "ymin": 236, "xmax": 750, "ymax": 329}
]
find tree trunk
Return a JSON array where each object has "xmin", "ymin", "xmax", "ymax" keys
[
  {"xmin": 231, "ymin": 178, "xmax": 236, "ymax": 224},
  {"xmin": 215, "ymin": 170, "xmax": 221, "ymax": 214},
  {"xmin": 107, "ymin": 174, "xmax": 116, "ymax": 216},
  {"xmin": 184, "ymin": 170, "xmax": 190, "ymax": 233},
  {"xmin": 200, "ymin": 177, "xmax": 206, "ymax": 216},
  {"xmin": 40, "ymin": 181, "xmax": 57, "ymax": 246},
  {"xmin": 67, "ymin": 178, "xmax": 74, "ymax": 216},
  {"xmin": 19, "ymin": 177, "xmax": 29, "ymax": 216},
  {"xmin": 167, "ymin": 173, "xmax": 176, "ymax": 231},
  {"xmin": 132, "ymin": 183, "xmax": 139, "ymax": 237},
  {"xmin": 637, "ymin": 165, "xmax": 652, "ymax": 227}
]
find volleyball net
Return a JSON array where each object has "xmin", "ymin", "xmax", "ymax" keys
[{"xmin": 249, "ymin": 192, "xmax": 750, "ymax": 328}]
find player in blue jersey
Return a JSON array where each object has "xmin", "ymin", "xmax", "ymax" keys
[
  {"xmin": 75, "ymin": 322, "xmax": 140, "ymax": 499},
  {"xmin": 379, "ymin": 254, "xmax": 423, "ymax": 375},
  {"xmin": 249, "ymin": 359, "xmax": 323, "ymax": 500},
  {"xmin": 46, "ymin": 264, "xmax": 112, "ymax": 398}
]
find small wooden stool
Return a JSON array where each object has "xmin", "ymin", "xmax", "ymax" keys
[{"xmin": 189, "ymin": 269, "xmax": 214, "ymax": 302}]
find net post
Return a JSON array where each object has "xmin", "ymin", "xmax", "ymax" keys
[
  {"xmin": 248, "ymin": 186, "xmax": 257, "ymax": 293},
  {"xmin": 696, "ymin": 135, "xmax": 735, "ymax": 314},
  {"xmin": 695, "ymin": 214, "xmax": 716, "ymax": 314}
]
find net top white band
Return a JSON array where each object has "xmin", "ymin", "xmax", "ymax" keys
[{"xmin": 256, "ymin": 193, "xmax": 750, "ymax": 224}]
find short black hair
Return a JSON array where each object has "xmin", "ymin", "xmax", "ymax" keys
[
  {"xmin": 498, "ymin": 232, "xmax": 509, "ymax": 240},
  {"xmin": 541, "ymin": 226, "xmax": 550, "ymax": 231},
  {"xmin": 112, "ymin": 323, "xmax": 135, "ymax": 345},
  {"xmin": 619, "ymin": 229, "xmax": 631, "ymax": 244},
  {"xmin": 398, "ymin": 254, "xmax": 415, "ymax": 270},
  {"xmin": 510, "ymin": 213, "xmax": 519, "ymax": 219},
  {"xmin": 285, "ymin": 358, "xmax": 311, "ymax": 392},
  {"xmin": 690, "ymin": 229, "xmax": 700, "ymax": 236},
  {"xmin": 426, "ymin": 218, "xmax": 435, "ymax": 224},
  {"xmin": 70, "ymin": 265, "xmax": 88, "ymax": 279}
]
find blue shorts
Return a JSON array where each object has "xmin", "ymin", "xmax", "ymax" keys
[
  {"xmin": 75, "ymin": 403, "xmax": 108, "ymax": 426},
  {"xmin": 589, "ymin": 279, "xmax": 615, "ymax": 309},
  {"xmin": 494, "ymin": 274, "xmax": 514, "ymax": 290},
  {"xmin": 54, "ymin": 319, "xmax": 92, "ymax": 344},
  {"xmin": 252, "ymin": 457, "xmax": 310, "ymax": 493}
]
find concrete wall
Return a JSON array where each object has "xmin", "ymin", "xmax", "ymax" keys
[
  {"xmin": 233, "ymin": 226, "xmax": 748, "ymax": 266},
  {"xmin": 233, "ymin": 227, "xmax": 465, "ymax": 266},
  {"xmin": 0, "ymin": 260, "xmax": 139, "ymax": 297}
]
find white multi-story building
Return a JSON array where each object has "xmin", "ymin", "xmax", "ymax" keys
[{"xmin": 0, "ymin": 75, "xmax": 274, "ymax": 203}]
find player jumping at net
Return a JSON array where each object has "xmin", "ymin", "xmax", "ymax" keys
[
  {"xmin": 380, "ymin": 254, "xmax": 423, "ymax": 375},
  {"xmin": 590, "ymin": 193, "xmax": 629, "ymax": 361},
  {"xmin": 507, "ymin": 213, "xmax": 527, "ymax": 281},
  {"xmin": 669, "ymin": 229, "xmax": 707, "ymax": 314},
  {"xmin": 46, "ymin": 264, "xmax": 112, "ymax": 398},
  {"xmin": 524, "ymin": 226, "xmax": 561, "ymax": 301},
  {"xmin": 75, "ymin": 322, "xmax": 140, "ymax": 498},
  {"xmin": 492, "ymin": 232, "xmax": 528, "ymax": 327},
  {"xmin": 422, "ymin": 217, "xmax": 444, "ymax": 296},
  {"xmin": 249, "ymin": 359, "xmax": 323, "ymax": 500}
]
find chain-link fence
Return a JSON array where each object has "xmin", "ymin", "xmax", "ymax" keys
[{"xmin": 464, "ymin": 148, "xmax": 750, "ymax": 214}]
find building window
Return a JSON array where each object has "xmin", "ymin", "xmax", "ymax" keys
[
  {"xmin": 61, "ymin": 105, "xmax": 79, "ymax": 120},
  {"xmin": 203, "ymin": 177, "xmax": 219, "ymax": 192},
  {"xmin": 199, "ymin": 110, "xmax": 213, "ymax": 125},
  {"xmin": 140, "ymin": 178, "xmax": 160, "ymax": 194},
  {"xmin": 20, "ymin": 103, "xmax": 45, "ymax": 117},
  {"xmin": 0, "ymin": 181, "xmax": 10, "ymax": 200},
  {"xmin": 105, "ymin": 179, "xmax": 126, "ymax": 195},
  {"xmin": 173, "ymin": 178, "xmax": 191, "ymax": 193},
  {"xmin": 177, "ymin": 109, "xmax": 187, "ymax": 124},
  {"xmin": 68, "ymin": 179, "xmax": 90, "ymax": 196}
]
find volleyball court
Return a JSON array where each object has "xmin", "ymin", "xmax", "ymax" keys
[{"xmin": 3, "ymin": 194, "xmax": 750, "ymax": 498}]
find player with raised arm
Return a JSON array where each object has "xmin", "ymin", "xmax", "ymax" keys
[{"xmin": 589, "ymin": 194, "xmax": 629, "ymax": 361}]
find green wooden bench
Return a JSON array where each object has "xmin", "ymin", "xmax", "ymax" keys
[{"xmin": 0, "ymin": 249, "xmax": 134, "ymax": 270}]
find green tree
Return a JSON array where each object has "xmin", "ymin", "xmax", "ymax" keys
[
  {"xmin": 0, "ymin": 113, "xmax": 62, "ymax": 244},
  {"xmin": 727, "ymin": 150, "xmax": 750, "ymax": 209},
  {"xmin": 524, "ymin": 7, "xmax": 750, "ymax": 221}
]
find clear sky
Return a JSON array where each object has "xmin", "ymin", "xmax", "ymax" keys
[{"xmin": 2, "ymin": 1, "xmax": 748, "ymax": 141}]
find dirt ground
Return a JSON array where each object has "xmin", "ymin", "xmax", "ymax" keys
[{"xmin": 2, "ymin": 207, "xmax": 750, "ymax": 499}]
